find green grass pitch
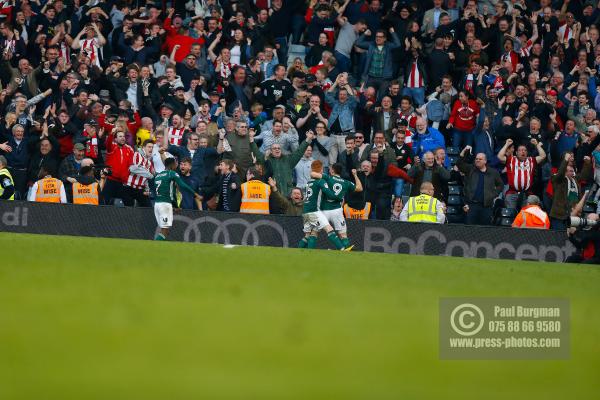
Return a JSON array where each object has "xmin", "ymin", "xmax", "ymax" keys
[{"xmin": 1, "ymin": 232, "xmax": 599, "ymax": 399}]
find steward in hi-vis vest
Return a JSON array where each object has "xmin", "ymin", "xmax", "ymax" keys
[
  {"xmin": 0, "ymin": 155, "xmax": 15, "ymax": 200},
  {"xmin": 400, "ymin": 182, "xmax": 445, "ymax": 223},
  {"xmin": 240, "ymin": 167, "xmax": 271, "ymax": 215}
]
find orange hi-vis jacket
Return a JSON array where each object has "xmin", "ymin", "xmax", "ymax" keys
[
  {"xmin": 35, "ymin": 177, "xmax": 63, "ymax": 203},
  {"xmin": 72, "ymin": 182, "xmax": 99, "ymax": 205},
  {"xmin": 240, "ymin": 179, "xmax": 271, "ymax": 214},
  {"xmin": 512, "ymin": 205, "xmax": 550, "ymax": 229},
  {"xmin": 343, "ymin": 202, "xmax": 371, "ymax": 220}
]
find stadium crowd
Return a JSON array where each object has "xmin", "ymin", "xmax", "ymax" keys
[{"xmin": 0, "ymin": 0, "xmax": 600, "ymax": 232}]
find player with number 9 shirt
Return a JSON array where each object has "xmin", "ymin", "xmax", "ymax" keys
[{"xmin": 315, "ymin": 163, "xmax": 363, "ymax": 249}]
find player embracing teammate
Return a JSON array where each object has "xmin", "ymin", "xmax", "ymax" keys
[{"xmin": 299, "ymin": 160, "xmax": 363, "ymax": 251}]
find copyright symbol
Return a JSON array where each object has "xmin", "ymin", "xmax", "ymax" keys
[{"xmin": 450, "ymin": 303, "xmax": 484, "ymax": 336}]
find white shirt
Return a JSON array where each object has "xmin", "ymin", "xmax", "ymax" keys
[
  {"xmin": 152, "ymin": 145, "xmax": 172, "ymax": 173},
  {"xmin": 28, "ymin": 178, "xmax": 67, "ymax": 203},
  {"xmin": 230, "ymin": 45, "xmax": 242, "ymax": 66},
  {"xmin": 126, "ymin": 82, "xmax": 139, "ymax": 111}
]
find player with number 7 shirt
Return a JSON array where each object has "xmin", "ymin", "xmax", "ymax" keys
[{"xmin": 153, "ymin": 157, "xmax": 202, "ymax": 241}]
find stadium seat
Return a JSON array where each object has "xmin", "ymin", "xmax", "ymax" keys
[
  {"xmin": 287, "ymin": 44, "xmax": 307, "ymax": 66},
  {"xmin": 446, "ymin": 147, "xmax": 460, "ymax": 156},
  {"xmin": 499, "ymin": 208, "xmax": 517, "ymax": 218},
  {"xmin": 499, "ymin": 217, "xmax": 514, "ymax": 227},
  {"xmin": 447, "ymin": 195, "xmax": 463, "ymax": 206},
  {"xmin": 114, "ymin": 199, "xmax": 125, "ymax": 207},
  {"xmin": 446, "ymin": 206, "xmax": 461, "ymax": 215},
  {"xmin": 448, "ymin": 185, "xmax": 463, "ymax": 196},
  {"xmin": 402, "ymin": 184, "xmax": 412, "ymax": 197}
]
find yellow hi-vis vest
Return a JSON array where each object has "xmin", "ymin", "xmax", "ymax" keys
[
  {"xmin": 343, "ymin": 202, "xmax": 371, "ymax": 219},
  {"xmin": 0, "ymin": 168, "xmax": 14, "ymax": 200},
  {"xmin": 35, "ymin": 177, "xmax": 63, "ymax": 203},
  {"xmin": 240, "ymin": 179, "xmax": 271, "ymax": 214},
  {"xmin": 72, "ymin": 181, "xmax": 99, "ymax": 205},
  {"xmin": 406, "ymin": 194, "xmax": 438, "ymax": 223}
]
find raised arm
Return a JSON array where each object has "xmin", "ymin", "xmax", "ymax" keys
[
  {"xmin": 208, "ymin": 32, "xmax": 222, "ymax": 62},
  {"xmin": 497, "ymin": 138, "xmax": 513, "ymax": 163},
  {"xmin": 92, "ymin": 23, "xmax": 106, "ymax": 47},
  {"xmin": 531, "ymin": 138, "xmax": 546, "ymax": 164},
  {"xmin": 71, "ymin": 28, "xmax": 86, "ymax": 49},
  {"xmin": 351, "ymin": 169, "xmax": 363, "ymax": 192}
]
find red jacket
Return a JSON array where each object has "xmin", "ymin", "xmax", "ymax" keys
[
  {"xmin": 449, "ymin": 99, "xmax": 480, "ymax": 132},
  {"xmin": 105, "ymin": 133, "xmax": 134, "ymax": 183},
  {"xmin": 386, "ymin": 164, "xmax": 414, "ymax": 184},
  {"xmin": 163, "ymin": 17, "xmax": 205, "ymax": 62},
  {"xmin": 99, "ymin": 112, "xmax": 142, "ymax": 148}
]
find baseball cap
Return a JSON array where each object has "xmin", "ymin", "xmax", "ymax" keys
[
  {"xmin": 305, "ymin": 74, "xmax": 316, "ymax": 83},
  {"xmin": 209, "ymin": 90, "xmax": 220, "ymax": 97},
  {"xmin": 160, "ymin": 103, "xmax": 174, "ymax": 110},
  {"xmin": 110, "ymin": 56, "xmax": 123, "ymax": 63},
  {"xmin": 73, "ymin": 143, "xmax": 85, "ymax": 151},
  {"xmin": 547, "ymin": 89, "xmax": 558, "ymax": 96},
  {"xmin": 85, "ymin": 119, "xmax": 98, "ymax": 126}
]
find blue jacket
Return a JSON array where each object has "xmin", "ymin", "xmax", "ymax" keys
[
  {"xmin": 555, "ymin": 132, "xmax": 578, "ymax": 157},
  {"xmin": 325, "ymin": 91, "xmax": 357, "ymax": 133},
  {"xmin": 168, "ymin": 145, "xmax": 219, "ymax": 186},
  {"xmin": 411, "ymin": 127, "xmax": 446, "ymax": 158},
  {"xmin": 356, "ymin": 31, "xmax": 401, "ymax": 82},
  {"xmin": 2, "ymin": 136, "xmax": 30, "ymax": 169}
]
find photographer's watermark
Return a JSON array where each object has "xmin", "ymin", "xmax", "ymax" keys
[{"xmin": 440, "ymin": 298, "xmax": 569, "ymax": 359}]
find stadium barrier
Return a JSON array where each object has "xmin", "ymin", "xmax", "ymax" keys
[{"xmin": 0, "ymin": 201, "xmax": 575, "ymax": 262}]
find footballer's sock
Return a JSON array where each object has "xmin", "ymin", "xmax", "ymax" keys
[
  {"xmin": 298, "ymin": 237, "xmax": 308, "ymax": 248},
  {"xmin": 328, "ymin": 232, "xmax": 344, "ymax": 250},
  {"xmin": 154, "ymin": 233, "xmax": 166, "ymax": 241},
  {"xmin": 307, "ymin": 236, "xmax": 318, "ymax": 249},
  {"xmin": 341, "ymin": 237, "xmax": 350, "ymax": 248}
]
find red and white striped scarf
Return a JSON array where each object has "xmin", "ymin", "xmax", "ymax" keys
[
  {"xmin": 81, "ymin": 38, "xmax": 100, "ymax": 67},
  {"xmin": 60, "ymin": 41, "xmax": 71, "ymax": 64},
  {"xmin": 558, "ymin": 22, "xmax": 573, "ymax": 43},
  {"xmin": 167, "ymin": 127, "xmax": 186, "ymax": 146},
  {"xmin": 126, "ymin": 151, "xmax": 155, "ymax": 190}
]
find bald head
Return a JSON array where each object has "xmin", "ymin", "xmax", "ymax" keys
[
  {"xmin": 526, "ymin": 195, "xmax": 541, "ymax": 206},
  {"xmin": 420, "ymin": 182, "xmax": 435, "ymax": 196},
  {"xmin": 81, "ymin": 158, "xmax": 94, "ymax": 168}
]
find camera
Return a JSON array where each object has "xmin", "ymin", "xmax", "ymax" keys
[
  {"xmin": 569, "ymin": 216, "xmax": 598, "ymax": 228},
  {"xmin": 93, "ymin": 165, "xmax": 112, "ymax": 176}
]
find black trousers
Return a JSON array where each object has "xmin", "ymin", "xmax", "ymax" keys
[
  {"xmin": 466, "ymin": 203, "xmax": 493, "ymax": 225},
  {"xmin": 121, "ymin": 185, "xmax": 152, "ymax": 207},
  {"xmin": 371, "ymin": 193, "xmax": 392, "ymax": 220},
  {"xmin": 8, "ymin": 167, "xmax": 27, "ymax": 200},
  {"xmin": 101, "ymin": 179, "xmax": 124, "ymax": 205}
]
